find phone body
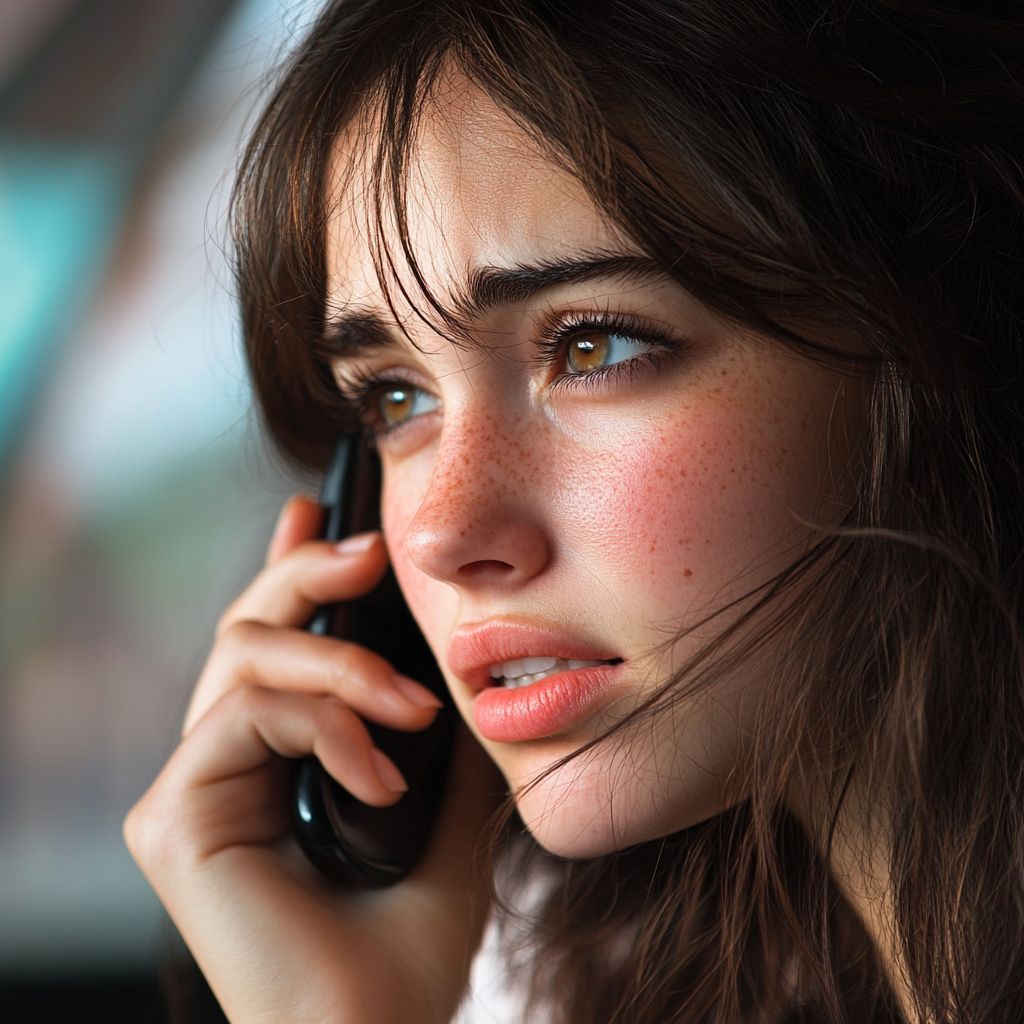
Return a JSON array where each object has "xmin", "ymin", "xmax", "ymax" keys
[{"xmin": 290, "ymin": 433, "xmax": 457, "ymax": 887}]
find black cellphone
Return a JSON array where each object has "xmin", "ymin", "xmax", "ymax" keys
[{"xmin": 289, "ymin": 433, "xmax": 457, "ymax": 887}]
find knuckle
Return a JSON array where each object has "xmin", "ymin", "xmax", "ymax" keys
[
  {"xmin": 319, "ymin": 647, "xmax": 387, "ymax": 712},
  {"xmin": 324, "ymin": 641, "xmax": 387, "ymax": 691},
  {"xmin": 212, "ymin": 620, "xmax": 271, "ymax": 667},
  {"xmin": 124, "ymin": 794, "xmax": 176, "ymax": 871},
  {"xmin": 122, "ymin": 802, "xmax": 146, "ymax": 857},
  {"xmin": 321, "ymin": 648, "xmax": 362, "ymax": 693},
  {"xmin": 216, "ymin": 681, "xmax": 267, "ymax": 719},
  {"xmin": 220, "ymin": 618, "xmax": 269, "ymax": 649},
  {"xmin": 236, "ymin": 681, "xmax": 267, "ymax": 707},
  {"xmin": 215, "ymin": 594, "xmax": 246, "ymax": 637}
]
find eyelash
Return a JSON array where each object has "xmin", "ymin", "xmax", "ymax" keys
[
  {"xmin": 534, "ymin": 310, "xmax": 683, "ymax": 393},
  {"xmin": 333, "ymin": 367, "xmax": 419, "ymax": 439},
  {"xmin": 334, "ymin": 311, "xmax": 684, "ymax": 434}
]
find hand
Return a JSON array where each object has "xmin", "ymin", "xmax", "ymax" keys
[{"xmin": 125, "ymin": 496, "xmax": 500, "ymax": 1024}]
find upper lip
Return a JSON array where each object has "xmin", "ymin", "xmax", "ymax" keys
[{"xmin": 447, "ymin": 618, "xmax": 620, "ymax": 691}]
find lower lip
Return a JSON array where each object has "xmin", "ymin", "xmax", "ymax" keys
[{"xmin": 471, "ymin": 664, "xmax": 621, "ymax": 742}]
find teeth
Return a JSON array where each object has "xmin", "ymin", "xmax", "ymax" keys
[
  {"xmin": 522, "ymin": 656, "xmax": 557, "ymax": 674},
  {"xmin": 487, "ymin": 656, "xmax": 611, "ymax": 688},
  {"xmin": 503, "ymin": 658, "xmax": 526, "ymax": 679},
  {"xmin": 504, "ymin": 667, "xmax": 558, "ymax": 689}
]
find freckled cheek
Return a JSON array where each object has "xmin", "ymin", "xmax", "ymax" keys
[{"xmin": 559, "ymin": 407, "xmax": 797, "ymax": 597}]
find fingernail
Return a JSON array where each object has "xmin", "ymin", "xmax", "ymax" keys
[
  {"xmin": 335, "ymin": 532, "xmax": 379, "ymax": 555},
  {"xmin": 370, "ymin": 748, "xmax": 408, "ymax": 793},
  {"xmin": 393, "ymin": 674, "xmax": 444, "ymax": 709}
]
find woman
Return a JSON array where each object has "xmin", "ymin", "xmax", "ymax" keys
[{"xmin": 125, "ymin": 1, "xmax": 1024, "ymax": 1021}]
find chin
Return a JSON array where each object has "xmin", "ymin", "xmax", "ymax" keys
[
  {"xmin": 505, "ymin": 745, "xmax": 738, "ymax": 859},
  {"xmin": 517, "ymin": 801, "xmax": 625, "ymax": 859},
  {"xmin": 508, "ymin": 760, "xmax": 691, "ymax": 860}
]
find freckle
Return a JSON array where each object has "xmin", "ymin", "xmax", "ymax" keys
[{"xmin": 683, "ymin": 569, "xmax": 693, "ymax": 577}]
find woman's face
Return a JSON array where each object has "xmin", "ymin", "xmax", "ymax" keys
[{"xmin": 326, "ymin": 77, "xmax": 861, "ymax": 858}]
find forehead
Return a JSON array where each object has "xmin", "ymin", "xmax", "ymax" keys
[{"xmin": 325, "ymin": 73, "xmax": 624, "ymax": 314}]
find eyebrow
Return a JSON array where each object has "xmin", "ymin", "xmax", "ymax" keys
[{"xmin": 322, "ymin": 253, "xmax": 668, "ymax": 355}]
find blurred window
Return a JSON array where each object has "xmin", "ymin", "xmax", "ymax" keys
[{"xmin": 0, "ymin": 0, "xmax": 323, "ymax": 988}]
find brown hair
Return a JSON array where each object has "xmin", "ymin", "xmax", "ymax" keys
[{"xmin": 231, "ymin": 2, "xmax": 1024, "ymax": 1020}]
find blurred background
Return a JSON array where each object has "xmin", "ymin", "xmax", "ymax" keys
[{"xmin": 0, "ymin": 0, "xmax": 325, "ymax": 1019}]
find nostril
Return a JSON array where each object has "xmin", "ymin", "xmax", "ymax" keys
[
  {"xmin": 456, "ymin": 559, "xmax": 517, "ymax": 582},
  {"xmin": 403, "ymin": 494, "xmax": 551, "ymax": 586}
]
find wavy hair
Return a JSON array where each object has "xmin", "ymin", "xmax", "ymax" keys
[{"xmin": 231, "ymin": 2, "xmax": 1024, "ymax": 1020}]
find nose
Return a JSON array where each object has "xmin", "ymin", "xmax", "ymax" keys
[{"xmin": 402, "ymin": 418, "xmax": 552, "ymax": 590}]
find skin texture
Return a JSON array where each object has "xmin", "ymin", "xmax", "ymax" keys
[
  {"xmin": 124, "ymin": 73, "xmax": 871, "ymax": 1024},
  {"xmin": 327, "ymin": 76, "xmax": 862, "ymax": 856}
]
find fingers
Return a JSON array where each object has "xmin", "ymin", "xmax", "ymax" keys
[
  {"xmin": 128, "ymin": 685, "xmax": 410, "ymax": 870},
  {"xmin": 125, "ymin": 493, "xmax": 493, "ymax": 1024},
  {"xmin": 219, "ymin": 531, "xmax": 388, "ymax": 635},
  {"xmin": 184, "ymin": 622, "xmax": 441, "ymax": 735},
  {"xmin": 201, "ymin": 687, "xmax": 407, "ymax": 804},
  {"xmin": 266, "ymin": 495, "xmax": 323, "ymax": 565}
]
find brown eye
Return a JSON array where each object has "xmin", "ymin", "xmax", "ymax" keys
[
  {"xmin": 378, "ymin": 386, "xmax": 439, "ymax": 426},
  {"xmin": 380, "ymin": 388, "xmax": 414, "ymax": 424},
  {"xmin": 567, "ymin": 333, "xmax": 610, "ymax": 372},
  {"xmin": 564, "ymin": 331, "xmax": 654, "ymax": 375}
]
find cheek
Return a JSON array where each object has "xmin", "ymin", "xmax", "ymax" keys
[{"xmin": 555, "ymin": 366, "xmax": 834, "ymax": 612}]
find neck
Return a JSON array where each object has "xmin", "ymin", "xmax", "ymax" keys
[{"xmin": 789, "ymin": 774, "xmax": 915, "ymax": 1022}]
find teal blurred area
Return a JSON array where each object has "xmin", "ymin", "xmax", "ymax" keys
[
  {"xmin": 0, "ymin": 0, "xmax": 243, "ymax": 472},
  {"xmin": 0, "ymin": 141, "xmax": 127, "ymax": 466},
  {"xmin": 0, "ymin": 0, "xmax": 325, "ymax": 1015}
]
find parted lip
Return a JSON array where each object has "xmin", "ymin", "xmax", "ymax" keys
[{"xmin": 446, "ymin": 618, "xmax": 620, "ymax": 691}]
